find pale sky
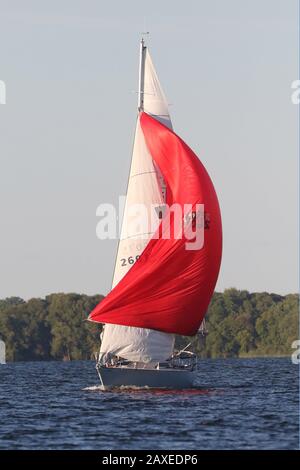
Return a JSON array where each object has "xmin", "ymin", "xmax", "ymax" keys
[{"xmin": 0, "ymin": 0, "xmax": 298, "ymax": 299}]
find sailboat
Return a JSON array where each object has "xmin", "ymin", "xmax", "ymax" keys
[{"xmin": 88, "ymin": 38, "xmax": 222, "ymax": 389}]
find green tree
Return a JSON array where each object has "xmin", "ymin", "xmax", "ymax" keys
[{"xmin": 0, "ymin": 290, "xmax": 298, "ymax": 361}]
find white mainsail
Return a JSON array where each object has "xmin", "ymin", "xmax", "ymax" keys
[
  {"xmin": 99, "ymin": 41, "xmax": 175, "ymax": 364},
  {"xmin": 142, "ymin": 49, "xmax": 173, "ymax": 130}
]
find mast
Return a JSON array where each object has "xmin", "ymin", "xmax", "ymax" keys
[{"xmin": 138, "ymin": 38, "xmax": 146, "ymax": 111}]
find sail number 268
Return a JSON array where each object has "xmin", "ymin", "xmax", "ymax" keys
[{"xmin": 121, "ymin": 255, "xmax": 140, "ymax": 267}]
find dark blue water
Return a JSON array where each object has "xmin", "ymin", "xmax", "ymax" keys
[{"xmin": 0, "ymin": 358, "xmax": 298, "ymax": 449}]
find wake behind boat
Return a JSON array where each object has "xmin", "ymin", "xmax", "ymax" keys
[{"xmin": 88, "ymin": 38, "xmax": 222, "ymax": 390}]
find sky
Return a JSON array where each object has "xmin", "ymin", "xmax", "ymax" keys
[{"xmin": 0, "ymin": 0, "xmax": 298, "ymax": 299}]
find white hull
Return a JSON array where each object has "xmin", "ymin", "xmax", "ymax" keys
[{"xmin": 97, "ymin": 365, "xmax": 195, "ymax": 390}]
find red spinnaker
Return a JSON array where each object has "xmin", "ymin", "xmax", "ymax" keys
[{"xmin": 89, "ymin": 112, "xmax": 222, "ymax": 336}]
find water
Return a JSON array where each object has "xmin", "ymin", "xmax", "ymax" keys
[{"xmin": 0, "ymin": 358, "xmax": 298, "ymax": 450}]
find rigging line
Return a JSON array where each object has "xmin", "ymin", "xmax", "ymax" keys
[
  {"xmin": 130, "ymin": 170, "xmax": 157, "ymax": 178},
  {"xmin": 148, "ymin": 113, "xmax": 171, "ymax": 117},
  {"xmin": 120, "ymin": 232, "xmax": 154, "ymax": 241}
]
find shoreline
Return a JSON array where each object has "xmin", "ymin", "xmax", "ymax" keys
[{"xmin": 1, "ymin": 355, "xmax": 292, "ymax": 364}]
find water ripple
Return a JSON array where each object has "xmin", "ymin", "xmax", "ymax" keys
[{"xmin": 0, "ymin": 358, "xmax": 298, "ymax": 449}]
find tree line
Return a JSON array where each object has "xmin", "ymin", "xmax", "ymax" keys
[{"xmin": 0, "ymin": 289, "xmax": 298, "ymax": 362}]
